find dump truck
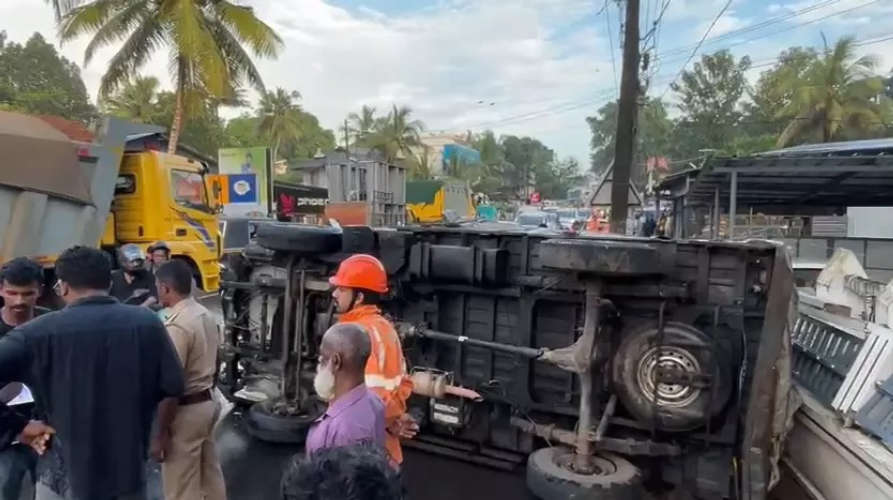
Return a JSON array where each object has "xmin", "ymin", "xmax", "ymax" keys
[
  {"xmin": 219, "ymin": 221, "xmax": 796, "ymax": 499},
  {"xmin": 0, "ymin": 111, "xmax": 221, "ymax": 291},
  {"xmin": 406, "ymin": 179, "xmax": 475, "ymax": 223}
]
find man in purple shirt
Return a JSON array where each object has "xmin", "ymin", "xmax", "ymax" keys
[{"xmin": 306, "ymin": 323, "xmax": 386, "ymax": 455}]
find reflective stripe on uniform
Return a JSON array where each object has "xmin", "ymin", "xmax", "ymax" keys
[
  {"xmin": 365, "ymin": 373, "xmax": 404, "ymax": 391},
  {"xmin": 366, "ymin": 323, "xmax": 387, "ymax": 372}
]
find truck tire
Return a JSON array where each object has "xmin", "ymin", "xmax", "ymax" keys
[
  {"xmin": 526, "ymin": 447, "xmax": 642, "ymax": 500},
  {"xmin": 254, "ymin": 223, "xmax": 342, "ymax": 253},
  {"xmin": 612, "ymin": 322, "xmax": 733, "ymax": 432},
  {"xmin": 244, "ymin": 400, "xmax": 318, "ymax": 444}
]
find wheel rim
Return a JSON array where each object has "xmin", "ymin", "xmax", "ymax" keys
[
  {"xmin": 554, "ymin": 450, "xmax": 619, "ymax": 476},
  {"xmin": 636, "ymin": 345, "xmax": 701, "ymax": 408}
]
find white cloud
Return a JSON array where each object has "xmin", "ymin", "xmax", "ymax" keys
[
  {"xmin": 2, "ymin": 0, "xmax": 891, "ymax": 169},
  {"xmin": 693, "ymin": 13, "xmax": 747, "ymax": 39}
]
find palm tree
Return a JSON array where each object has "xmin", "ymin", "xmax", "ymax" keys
[
  {"xmin": 258, "ymin": 88, "xmax": 302, "ymax": 164},
  {"xmin": 60, "ymin": 0, "xmax": 282, "ymax": 154},
  {"xmin": 368, "ymin": 105, "xmax": 424, "ymax": 162},
  {"xmin": 777, "ymin": 36, "xmax": 889, "ymax": 147},
  {"xmin": 408, "ymin": 146, "xmax": 433, "ymax": 180},
  {"xmin": 101, "ymin": 75, "xmax": 159, "ymax": 123},
  {"xmin": 48, "ymin": 0, "xmax": 80, "ymax": 20},
  {"xmin": 348, "ymin": 105, "xmax": 377, "ymax": 146}
]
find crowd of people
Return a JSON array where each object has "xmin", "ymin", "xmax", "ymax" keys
[{"xmin": 0, "ymin": 245, "xmax": 412, "ymax": 500}]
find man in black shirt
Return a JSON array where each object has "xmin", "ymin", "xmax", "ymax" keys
[
  {"xmin": 110, "ymin": 244, "xmax": 158, "ymax": 306},
  {"xmin": 0, "ymin": 246, "xmax": 184, "ymax": 500},
  {"xmin": 0, "ymin": 258, "xmax": 53, "ymax": 500}
]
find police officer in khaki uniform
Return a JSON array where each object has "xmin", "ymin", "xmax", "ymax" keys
[{"xmin": 151, "ymin": 260, "xmax": 226, "ymax": 500}]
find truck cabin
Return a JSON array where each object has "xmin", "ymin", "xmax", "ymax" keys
[{"xmin": 102, "ymin": 141, "xmax": 221, "ymax": 292}]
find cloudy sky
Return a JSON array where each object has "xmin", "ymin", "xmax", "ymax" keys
[{"xmin": 2, "ymin": 0, "xmax": 892, "ymax": 163}]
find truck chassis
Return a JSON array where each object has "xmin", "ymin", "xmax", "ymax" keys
[{"xmin": 219, "ymin": 222, "xmax": 794, "ymax": 499}]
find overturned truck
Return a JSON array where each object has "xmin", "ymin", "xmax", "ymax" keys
[{"xmin": 219, "ymin": 222, "xmax": 795, "ymax": 499}]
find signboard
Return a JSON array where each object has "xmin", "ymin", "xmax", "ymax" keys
[
  {"xmin": 442, "ymin": 144, "xmax": 481, "ymax": 175},
  {"xmin": 218, "ymin": 147, "xmax": 272, "ymax": 216},
  {"xmin": 273, "ymin": 182, "xmax": 328, "ymax": 216}
]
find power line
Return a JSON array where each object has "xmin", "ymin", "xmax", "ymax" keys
[
  {"xmin": 649, "ymin": 0, "xmax": 670, "ymax": 76},
  {"xmin": 654, "ymin": 0, "xmax": 840, "ymax": 61},
  {"xmin": 655, "ymin": 0, "xmax": 881, "ymax": 68},
  {"xmin": 659, "ymin": 0, "xmax": 733, "ymax": 99},
  {"xmin": 641, "ymin": 0, "xmax": 672, "ymax": 46},
  {"xmin": 446, "ymin": 30, "xmax": 893, "ymax": 134},
  {"xmin": 605, "ymin": 2, "xmax": 619, "ymax": 96},
  {"xmin": 645, "ymin": 0, "xmax": 658, "ymax": 40},
  {"xmin": 854, "ymin": 34, "xmax": 893, "ymax": 47}
]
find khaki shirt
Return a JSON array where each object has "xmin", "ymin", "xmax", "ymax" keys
[{"xmin": 163, "ymin": 297, "xmax": 219, "ymax": 396}]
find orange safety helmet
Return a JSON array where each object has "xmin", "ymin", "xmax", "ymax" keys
[{"xmin": 329, "ymin": 254, "xmax": 389, "ymax": 293}]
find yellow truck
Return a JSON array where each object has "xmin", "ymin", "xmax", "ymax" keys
[
  {"xmin": 406, "ymin": 179, "xmax": 474, "ymax": 223},
  {"xmin": 101, "ymin": 149, "xmax": 221, "ymax": 291},
  {"xmin": 0, "ymin": 111, "xmax": 221, "ymax": 292}
]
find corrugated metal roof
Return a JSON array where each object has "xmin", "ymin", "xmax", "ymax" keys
[
  {"xmin": 759, "ymin": 137, "xmax": 893, "ymax": 157},
  {"xmin": 658, "ymin": 142, "xmax": 893, "ymax": 211}
]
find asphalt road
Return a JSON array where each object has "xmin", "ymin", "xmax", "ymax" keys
[{"xmin": 215, "ymin": 412, "xmax": 533, "ymax": 500}]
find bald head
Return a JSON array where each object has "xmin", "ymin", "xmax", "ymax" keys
[{"xmin": 321, "ymin": 323, "xmax": 371, "ymax": 373}]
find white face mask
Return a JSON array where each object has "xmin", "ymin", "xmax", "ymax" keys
[{"xmin": 313, "ymin": 361, "xmax": 336, "ymax": 402}]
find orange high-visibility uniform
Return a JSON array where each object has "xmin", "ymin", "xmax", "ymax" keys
[
  {"xmin": 339, "ymin": 305, "xmax": 413, "ymax": 465},
  {"xmin": 586, "ymin": 214, "xmax": 600, "ymax": 232}
]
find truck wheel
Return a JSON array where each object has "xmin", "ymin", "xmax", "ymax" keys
[
  {"xmin": 612, "ymin": 322, "xmax": 733, "ymax": 432},
  {"xmin": 244, "ymin": 400, "xmax": 319, "ymax": 444},
  {"xmin": 526, "ymin": 447, "xmax": 642, "ymax": 500},
  {"xmin": 255, "ymin": 223, "xmax": 342, "ymax": 253}
]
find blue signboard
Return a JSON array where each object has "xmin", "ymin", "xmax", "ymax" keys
[
  {"xmin": 442, "ymin": 144, "xmax": 481, "ymax": 174},
  {"xmin": 227, "ymin": 174, "xmax": 258, "ymax": 203}
]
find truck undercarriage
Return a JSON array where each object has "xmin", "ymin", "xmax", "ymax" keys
[{"xmin": 219, "ymin": 222, "xmax": 794, "ymax": 499}]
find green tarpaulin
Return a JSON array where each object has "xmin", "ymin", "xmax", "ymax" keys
[{"xmin": 406, "ymin": 180, "xmax": 444, "ymax": 204}]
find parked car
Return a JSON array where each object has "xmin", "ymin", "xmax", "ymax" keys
[
  {"xmin": 515, "ymin": 211, "xmax": 561, "ymax": 230},
  {"xmin": 218, "ymin": 221, "xmax": 794, "ymax": 500},
  {"xmin": 556, "ymin": 208, "xmax": 588, "ymax": 231}
]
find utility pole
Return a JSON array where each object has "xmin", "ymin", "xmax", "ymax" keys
[
  {"xmin": 610, "ymin": 0, "xmax": 640, "ymax": 235},
  {"xmin": 343, "ymin": 119, "xmax": 350, "ymax": 158}
]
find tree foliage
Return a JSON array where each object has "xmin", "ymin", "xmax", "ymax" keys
[
  {"xmin": 348, "ymin": 105, "xmax": 378, "ymax": 145},
  {"xmin": 586, "ymin": 97, "xmax": 672, "ymax": 185},
  {"xmin": 258, "ymin": 88, "xmax": 302, "ymax": 162},
  {"xmin": 98, "ymin": 77, "xmax": 334, "ymax": 163},
  {"xmin": 775, "ymin": 36, "xmax": 889, "ymax": 147},
  {"xmin": 101, "ymin": 75, "xmax": 160, "ymax": 123},
  {"xmin": 746, "ymin": 47, "xmax": 818, "ymax": 137},
  {"xmin": 588, "ymin": 36, "xmax": 893, "ymax": 183},
  {"xmin": 671, "ymin": 50, "xmax": 751, "ymax": 158},
  {"xmin": 0, "ymin": 32, "xmax": 96, "ymax": 122},
  {"xmin": 60, "ymin": 0, "xmax": 282, "ymax": 152},
  {"xmin": 363, "ymin": 105, "xmax": 424, "ymax": 162}
]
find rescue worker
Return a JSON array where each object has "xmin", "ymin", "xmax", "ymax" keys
[
  {"xmin": 152, "ymin": 260, "xmax": 226, "ymax": 500},
  {"xmin": 110, "ymin": 244, "xmax": 157, "ymax": 306},
  {"xmin": 585, "ymin": 208, "xmax": 600, "ymax": 232},
  {"xmin": 329, "ymin": 255, "xmax": 415, "ymax": 468},
  {"xmin": 147, "ymin": 241, "xmax": 172, "ymax": 273},
  {"xmin": 597, "ymin": 209, "xmax": 611, "ymax": 234}
]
